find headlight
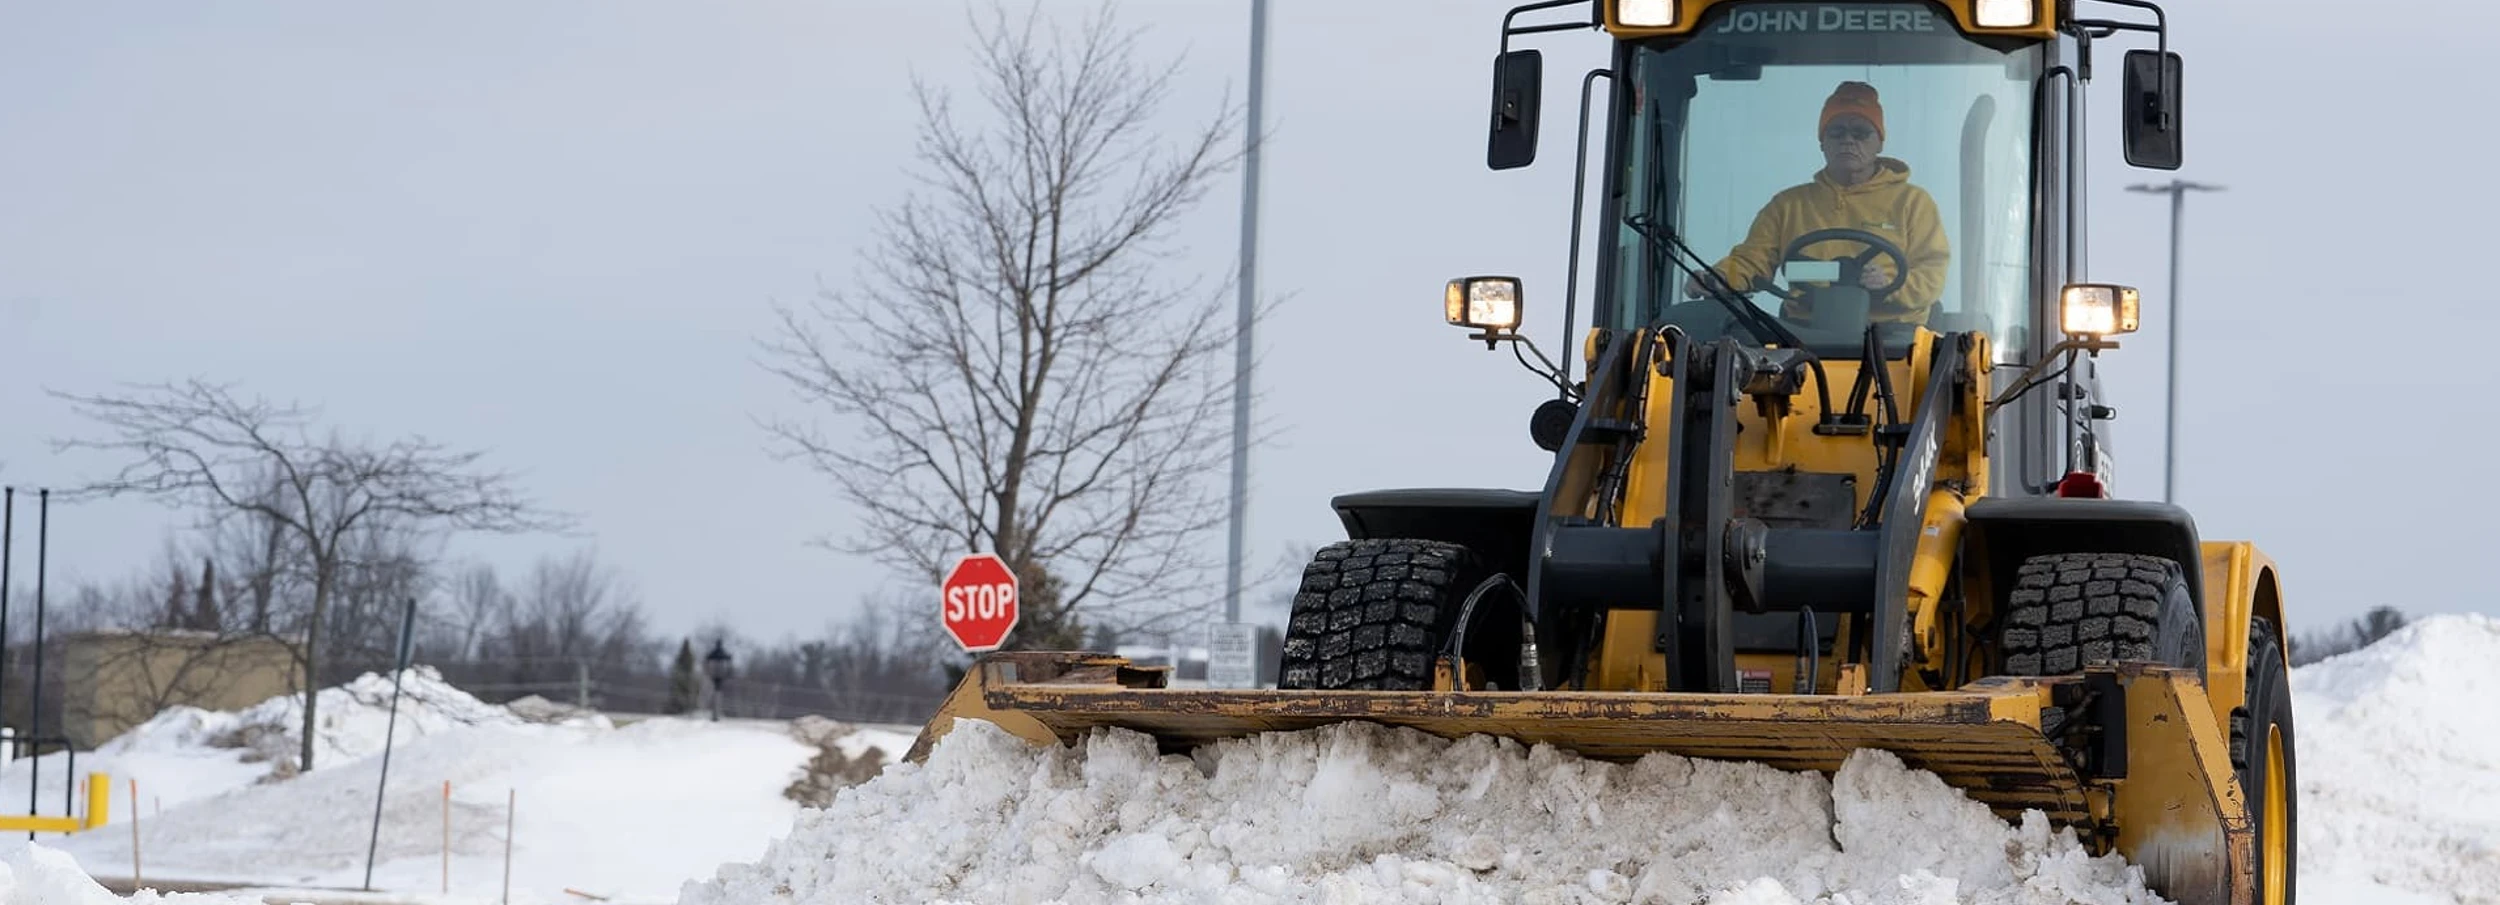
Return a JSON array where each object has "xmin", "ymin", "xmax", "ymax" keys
[
  {"xmin": 1445, "ymin": 276, "xmax": 1523, "ymax": 333},
  {"xmin": 1974, "ymin": 0, "xmax": 2036, "ymax": 28},
  {"xmin": 1618, "ymin": 0, "xmax": 1677, "ymax": 27},
  {"xmin": 2060, "ymin": 283, "xmax": 2142, "ymax": 337}
]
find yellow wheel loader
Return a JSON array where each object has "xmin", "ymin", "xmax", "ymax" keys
[{"xmin": 911, "ymin": 1, "xmax": 2294, "ymax": 903}]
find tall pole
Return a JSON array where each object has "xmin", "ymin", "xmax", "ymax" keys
[
  {"xmin": 363, "ymin": 598, "xmax": 419, "ymax": 891},
  {"xmin": 2, "ymin": 487, "xmax": 14, "ymax": 751},
  {"xmin": 1225, "ymin": 0, "xmax": 1268, "ymax": 626},
  {"xmin": 2126, "ymin": 179, "xmax": 2223, "ymax": 505},
  {"xmin": 27, "ymin": 489, "xmax": 46, "ymax": 839}
]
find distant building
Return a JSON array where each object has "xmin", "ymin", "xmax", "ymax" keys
[{"xmin": 59, "ymin": 630, "xmax": 298, "ymax": 749}]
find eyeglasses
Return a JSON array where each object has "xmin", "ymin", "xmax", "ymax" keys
[{"xmin": 1821, "ymin": 126, "xmax": 1877, "ymax": 142}]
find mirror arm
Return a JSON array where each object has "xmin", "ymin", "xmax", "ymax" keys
[
  {"xmin": 1987, "ymin": 337, "xmax": 2117, "ymax": 413},
  {"xmin": 1476, "ymin": 331, "xmax": 1576, "ymax": 400},
  {"xmin": 1499, "ymin": 0, "xmax": 1594, "ymax": 52},
  {"xmin": 2075, "ymin": 0, "xmax": 2167, "ymax": 56}
]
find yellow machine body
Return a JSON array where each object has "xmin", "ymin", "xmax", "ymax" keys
[{"xmin": 910, "ymin": 1, "xmax": 2291, "ymax": 903}]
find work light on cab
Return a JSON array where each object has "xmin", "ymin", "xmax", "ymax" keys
[
  {"xmin": 1973, "ymin": 0, "xmax": 2035, "ymax": 28},
  {"xmin": 2059, "ymin": 283, "xmax": 2142, "ymax": 338},
  {"xmin": 1617, "ymin": 0, "xmax": 1677, "ymax": 26},
  {"xmin": 1445, "ymin": 276, "xmax": 1524, "ymax": 343}
]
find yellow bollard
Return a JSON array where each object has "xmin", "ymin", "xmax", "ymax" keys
[{"xmin": 83, "ymin": 771, "xmax": 109, "ymax": 829}]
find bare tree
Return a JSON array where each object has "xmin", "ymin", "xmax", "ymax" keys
[
  {"xmin": 760, "ymin": 2, "xmax": 1256, "ymax": 648},
  {"xmin": 50, "ymin": 379, "xmax": 564, "ymax": 771},
  {"xmin": 314, "ymin": 516, "xmax": 439, "ymax": 670},
  {"xmin": 448, "ymin": 562, "xmax": 508, "ymax": 661},
  {"xmin": 820, "ymin": 593, "xmax": 957, "ymax": 701},
  {"xmin": 200, "ymin": 469, "xmax": 302, "ymax": 634},
  {"xmin": 467, "ymin": 549, "xmax": 657, "ymax": 684},
  {"xmin": 515, "ymin": 549, "xmax": 645, "ymax": 666}
]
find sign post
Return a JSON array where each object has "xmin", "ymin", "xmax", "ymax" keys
[
  {"xmin": 1205, "ymin": 622, "xmax": 1260, "ymax": 688},
  {"xmin": 941, "ymin": 553, "xmax": 1020, "ymax": 653}
]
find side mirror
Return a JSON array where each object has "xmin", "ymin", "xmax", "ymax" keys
[
  {"xmin": 2122, "ymin": 49, "xmax": 2183, "ymax": 170},
  {"xmin": 2060, "ymin": 283, "xmax": 2142, "ymax": 339},
  {"xmin": 1446, "ymin": 276, "xmax": 1524, "ymax": 342},
  {"xmin": 1487, "ymin": 49, "xmax": 1543, "ymax": 170}
]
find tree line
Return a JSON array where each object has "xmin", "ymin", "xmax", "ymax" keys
[
  {"xmin": 2289, "ymin": 605, "xmax": 2411, "ymax": 667},
  {"xmin": 0, "ymin": 523, "xmax": 968, "ymax": 754}
]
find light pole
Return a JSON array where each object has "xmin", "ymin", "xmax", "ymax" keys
[
  {"xmin": 703, "ymin": 640, "xmax": 733, "ymax": 722},
  {"xmin": 1224, "ymin": 0, "xmax": 1268, "ymax": 631},
  {"xmin": 2125, "ymin": 179, "xmax": 2224, "ymax": 505}
]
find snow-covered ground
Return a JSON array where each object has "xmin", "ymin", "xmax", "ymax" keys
[
  {"xmin": 0, "ymin": 668, "xmax": 917, "ymax": 905},
  {"xmin": 1, "ymin": 844, "xmax": 246, "ymax": 905},
  {"xmin": 2291, "ymin": 613, "xmax": 2500, "ymax": 902},
  {"xmin": 2, "ymin": 615, "xmax": 2496, "ymax": 904}
]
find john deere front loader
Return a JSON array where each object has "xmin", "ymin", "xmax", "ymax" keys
[{"xmin": 911, "ymin": 1, "xmax": 2294, "ymax": 903}]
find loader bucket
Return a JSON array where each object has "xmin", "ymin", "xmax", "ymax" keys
[{"xmin": 909, "ymin": 651, "xmax": 2254, "ymax": 905}]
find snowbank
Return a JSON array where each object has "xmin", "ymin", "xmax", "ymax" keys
[
  {"xmin": 120, "ymin": 665, "xmax": 605, "ymax": 771},
  {"xmin": 0, "ymin": 667, "xmax": 919, "ymax": 903},
  {"xmin": 47, "ymin": 715, "xmax": 822, "ymax": 903},
  {"xmin": 681, "ymin": 719, "xmax": 2168, "ymax": 905},
  {"xmin": 0, "ymin": 843, "xmax": 257, "ymax": 904},
  {"xmin": 2, "ymin": 666, "xmax": 598, "ymax": 823},
  {"xmin": 2291, "ymin": 612, "xmax": 2500, "ymax": 901},
  {"xmin": 0, "ymin": 665, "xmax": 612, "ymax": 825}
]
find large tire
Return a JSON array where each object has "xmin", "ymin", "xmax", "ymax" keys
[
  {"xmin": 2000, "ymin": 552, "xmax": 2205, "ymax": 676},
  {"xmin": 1278, "ymin": 539, "xmax": 1484, "ymax": 690},
  {"xmin": 2236, "ymin": 617, "xmax": 2297, "ymax": 905}
]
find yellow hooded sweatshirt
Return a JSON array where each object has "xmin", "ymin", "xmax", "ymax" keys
[{"xmin": 1707, "ymin": 157, "xmax": 1951, "ymax": 325}]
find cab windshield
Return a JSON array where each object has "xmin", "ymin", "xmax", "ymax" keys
[{"xmin": 1609, "ymin": 0, "xmax": 2045, "ymax": 357}]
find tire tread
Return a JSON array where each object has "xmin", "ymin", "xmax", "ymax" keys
[
  {"xmin": 2000, "ymin": 553, "xmax": 2173, "ymax": 675},
  {"xmin": 1278, "ymin": 539, "xmax": 1473, "ymax": 690}
]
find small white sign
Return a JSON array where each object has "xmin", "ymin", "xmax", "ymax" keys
[
  {"xmin": 1783, "ymin": 260, "xmax": 1842, "ymax": 283},
  {"xmin": 1205, "ymin": 623, "xmax": 1261, "ymax": 689}
]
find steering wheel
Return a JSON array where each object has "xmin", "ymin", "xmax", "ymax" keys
[{"xmin": 1753, "ymin": 227, "xmax": 1912, "ymax": 302}]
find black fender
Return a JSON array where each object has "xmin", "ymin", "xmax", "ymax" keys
[
  {"xmin": 1962, "ymin": 497, "xmax": 2207, "ymax": 626},
  {"xmin": 1332, "ymin": 488, "xmax": 1540, "ymax": 585}
]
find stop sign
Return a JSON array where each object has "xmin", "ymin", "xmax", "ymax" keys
[{"xmin": 940, "ymin": 553, "xmax": 1020, "ymax": 653}]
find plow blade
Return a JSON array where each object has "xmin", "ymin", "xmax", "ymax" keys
[{"xmin": 910, "ymin": 651, "xmax": 2253, "ymax": 905}]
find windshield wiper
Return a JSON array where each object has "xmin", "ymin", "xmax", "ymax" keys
[
  {"xmin": 1622, "ymin": 211, "xmax": 1841, "ymax": 435},
  {"xmin": 1621, "ymin": 212, "xmax": 1807, "ymax": 351}
]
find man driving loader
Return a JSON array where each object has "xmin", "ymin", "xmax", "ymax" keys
[{"xmin": 1682, "ymin": 81, "xmax": 1951, "ymax": 327}]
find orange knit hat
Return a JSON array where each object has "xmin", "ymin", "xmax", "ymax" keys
[{"xmin": 1820, "ymin": 81, "xmax": 1885, "ymax": 140}]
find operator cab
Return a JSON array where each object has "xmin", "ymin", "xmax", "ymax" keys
[
  {"xmin": 1445, "ymin": 0, "xmax": 2183, "ymax": 367},
  {"xmin": 1445, "ymin": 0, "xmax": 2182, "ymax": 496},
  {"xmin": 1614, "ymin": 0, "xmax": 2045, "ymax": 360}
]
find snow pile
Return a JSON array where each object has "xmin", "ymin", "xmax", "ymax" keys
[
  {"xmin": 682, "ymin": 719, "xmax": 2166, "ymax": 905},
  {"xmin": 0, "ymin": 666, "xmax": 916, "ymax": 902},
  {"xmin": 2292, "ymin": 612, "xmax": 2500, "ymax": 901},
  {"xmin": 0, "ymin": 843, "xmax": 260, "ymax": 905},
  {"xmin": 3, "ymin": 666, "xmax": 600, "ymax": 822},
  {"xmin": 107, "ymin": 665, "xmax": 605, "ymax": 774},
  {"xmin": 48, "ymin": 715, "xmax": 832, "ymax": 902}
]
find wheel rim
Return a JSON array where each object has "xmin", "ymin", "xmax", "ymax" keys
[{"xmin": 2264, "ymin": 724, "xmax": 2290, "ymax": 905}]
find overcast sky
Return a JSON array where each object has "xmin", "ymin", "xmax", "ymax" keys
[{"xmin": 4, "ymin": 0, "xmax": 2494, "ymax": 649}]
